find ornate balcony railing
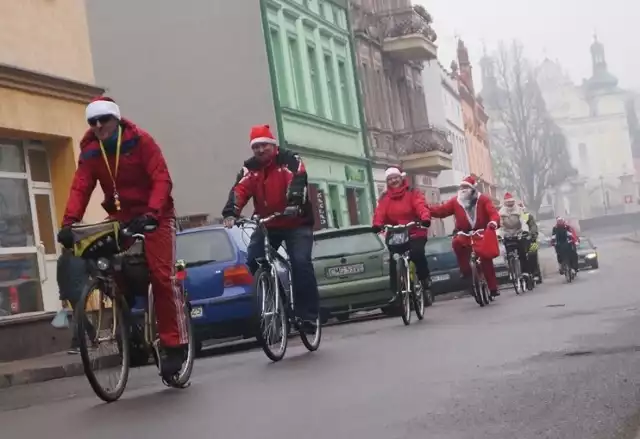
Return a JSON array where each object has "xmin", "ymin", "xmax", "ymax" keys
[
  {"xmin": 394, "ymin": 126, "xmax": 453, "ymax": 156},
  {"xmin": 384, "ymin": 6, "xmax": 438, "ymax": 43}
]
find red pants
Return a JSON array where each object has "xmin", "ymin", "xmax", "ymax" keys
[
  {"xmin": 116, "ymin": 216, "xmax": 189, "ymax": 347},
  {"xmin": 452, "ymin": 235, "xmax": 498, "ymax": 292}
]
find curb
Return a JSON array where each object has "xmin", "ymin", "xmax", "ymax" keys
[
  {"xmin": 622, "ymin": 236, "xmax": 640, "ymax": 244},
  {"xmin": 0, "ymin": 361, "xmax": 85, "ymax": 389}
]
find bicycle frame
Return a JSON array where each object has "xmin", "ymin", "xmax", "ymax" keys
[{"xmin": 383, "ymin": 221, "xmax": 422, "ymax": 294}]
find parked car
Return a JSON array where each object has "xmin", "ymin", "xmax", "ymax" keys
[
  {"xmin": 577, "ymin": 237, "xmax": 599, "ymax": 270},
  {"xmin": 427, "ymin": 235, "xmax": 510, "ymax": 295},
  {"xmin": 174, "ymin": 225, "xmax": 258, "ymax": 353},
  {"xmin": 313, "ymin": 226, "xmax": 394, "ymax": 321}
]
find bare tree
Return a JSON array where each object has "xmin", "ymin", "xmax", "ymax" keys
[{"xmin": 483, "ymin": 41, "xmax": 575, "ymax": 215}]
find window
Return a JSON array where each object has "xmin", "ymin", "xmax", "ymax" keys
[
  {"xmin": 324, "ymin": 53, "xmax": 339, "ymax": 120},
  {"xmin": 0, "ymin": 141, "xmax": 26, "ymax": 173},
  {"xmin": 313, "ymin": 231, "xmax": 383, "ymax": 259},
  {"xmin": 337, "ymin": 60, "xmax": 353, "ymax": 125},
  {"xmin": 176, "ymin": 230, "xmax": 235, "ymax": 265},
  {"xmin": 288, "ymin": 37, "xmax": 306, "ymax": 110},
  {"xmin": 270, "ymin": 28, "xmax": 288, "ymax": 107},
  {"xmin": 307, "ymin": 45, "xmax": 324, "ymax": 116}
]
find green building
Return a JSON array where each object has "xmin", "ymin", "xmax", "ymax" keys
[{"xmin": 264, "ymin": 0, "xmax": 374, "ymax": 228}]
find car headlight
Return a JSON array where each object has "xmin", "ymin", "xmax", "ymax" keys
[{"xmin": 585, "ymin": 252, "xmax": 597, "ymax": 259}]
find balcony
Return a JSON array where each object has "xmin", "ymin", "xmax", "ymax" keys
[
  {"xmin": 394, "ymin": 126, "xmax": 453, "ymax": 173},
  {"xmin": 381, "ymin": 6, "xmax": 438, "ymax": 62}
]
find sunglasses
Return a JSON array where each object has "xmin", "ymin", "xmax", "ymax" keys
[{"xmin": 87, "ymin": 115, "xmax": 114, "ymax": 127}]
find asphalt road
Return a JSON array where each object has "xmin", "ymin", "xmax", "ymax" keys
[{"xmin": 2, "ymin": 236, "xmax": 640, "ymax": 439}]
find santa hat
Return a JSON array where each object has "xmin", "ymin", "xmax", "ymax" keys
[
  {"xmin": 86, "ymin": 96, "xmax": 121, "ymax": 121},
  {"xmin": 249, "ymin": 124, "xmax": 277, "ymax": 147},
  {"xmin": 504, "ymin": 192, "xmax": 514, "ymax": 201},
  {"xmin": 459, "ymin": 175, "xmax": 477, "ymax": 188},
  {"xmin": 384, "ymin": 167, "xmax": 406, "ymax": 179}
]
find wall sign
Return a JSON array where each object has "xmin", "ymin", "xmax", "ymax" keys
[{"xmin": 345, "ymin": 165, "xmax": 366, "ymax": 182}]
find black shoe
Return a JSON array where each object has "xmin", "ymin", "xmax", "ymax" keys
[
  {"xmin": 160, "ymin": 345, "xmax": 187, "ymax": 379},
  {"xmin": 491, "ymin": 290, "xmax": 500, "ymax": 297},
  {"xmin": 421, "ymin": 279, "xmax": 434, "ymax": 307}
]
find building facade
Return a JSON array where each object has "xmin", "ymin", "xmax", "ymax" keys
[
  {"xmin": 537, "ymin": 37, "xmax": 636, "ymax": 218},
  {"xmin": 349, "ymin": 0, "xmax": 453, "ymax": 223},
  {"xmin": 0, "ymin": 1, "xmax": 104, "ymax": 317},
  {"xmin": 423, "ymin": 59, "xmax": 470, "ymax": 233},
  {"xmin": 454, "ymin": 40, "xmax": 495, "ymax": 199},
  {"xmin": 88, "ymin": 0, "xmax": 370, "ymax": 231},
  {"xmin": 265, "ymin": 0, "xmax": 372, "ymax": 228}
]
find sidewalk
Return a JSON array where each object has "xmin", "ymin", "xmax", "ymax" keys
[{"xmin": 0, "ymin": 351, "xmax": 85, "ymax": 389}]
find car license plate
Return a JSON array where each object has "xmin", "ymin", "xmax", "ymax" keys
[
  {"xmin": 431, "ymin": 274, "xmax": 450, "ymax": 282},
  {"xmin": 190, "ymin": 306, "xmax": 203, "ymax": 319},
  {"xmin": 326, "ymin": 263, "xmax": 365, "ymax": 278},
  {"xmin": 496, "ymin": 270, "xmax": 509, "ymax": 278}
]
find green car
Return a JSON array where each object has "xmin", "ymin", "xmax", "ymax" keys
[{"xmin": 313, "ymin": 226, "xmax": 394, "ymax": 322}]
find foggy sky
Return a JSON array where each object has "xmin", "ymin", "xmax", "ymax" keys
[{"xmin": 417, "ymin": 0, "xmax": 639, "ymax": 91}]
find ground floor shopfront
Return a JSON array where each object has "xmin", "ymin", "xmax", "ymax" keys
[
  {"xmin": 0, "ymin": 65, "xmax": 103, "ymax": 318},
  {"xmin": 302, "ymin": 154, "xmax": 373, "ymax": 229}
]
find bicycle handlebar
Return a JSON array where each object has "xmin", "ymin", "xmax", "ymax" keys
[
  {"xmin": 382, "ymin": 221, "xmax": 426, "ymax": 231},
  {"xmin": 236, "ymin": 212, "xmax": 284, "ymax": 227},
  {"xmin": 456, "ymin": 230, "xmax": 484, "ymax": 237}
]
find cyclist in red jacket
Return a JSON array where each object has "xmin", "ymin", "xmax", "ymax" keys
[
  {"xmin": 221, "ymin": 124, "xmax": 319, "ymax": 329},
  {"xmin": 430, "ymin": 176, "xmax": 501, "ymax": 297},
  {"xmin": 57, "ymin": 96, "xmax": 188, "ymax": 380},
  {"xmin": 372, "ymin": 167, "xmax": 432, "ymax": 303}
]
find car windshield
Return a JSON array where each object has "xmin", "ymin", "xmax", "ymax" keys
[
  {"xmin": 176, "ymin": 230, "xmax": 235, "ymax": 265},
  {"xmin": 425, "ymin": 238, "xmax": 452, "ymax": 255},
  {"xmin": 576, "ymin": 238, "xmax": 594, "ymax": 250},
  {"xmin": 313, "ymin": 230, "xmax": 383, "ymax": 259}
]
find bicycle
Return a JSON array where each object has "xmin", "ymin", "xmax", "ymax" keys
[
  {"xmin": 71, "ymin": 219, "xmax": 195, "ymax": 402},
  {"xmin": 457, "ymin": 230, "xmax": 492, "ymax": 307},
  {"xmin": 503, "ymin": 233, "xmax": 533, "ymax": 294},
  {"xmin": 383, "ymin": 221, "xmax": 429, "ymax": 326},
  {"xmin": 560, "ymin": 243, "xmax": 577, "ymax": 283},
  {"xmin": 236, "ymin": 212, "xmax": 321, "ymax": 362}
]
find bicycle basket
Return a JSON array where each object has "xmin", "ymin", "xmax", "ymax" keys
[{"xmin": 386, "ymin": 229, "xmax": 410, "ymax": 253}]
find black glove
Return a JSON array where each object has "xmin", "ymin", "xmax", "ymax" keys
[
  {"xmin": 127, "ymin": 214, "xmax": 159, "ymax": 234},
  {"xmin": 371, "ymin": 226, "xmax": 382, "ymax": 234},
  {"xmin": 57, "ymin": 226, "xmax": 73, "ymax": 249},
  {"xmin": 420, "ymin": 220, "xmax": 431, "ymax": 228}
]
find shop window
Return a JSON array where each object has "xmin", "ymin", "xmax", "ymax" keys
[
  {"xmin": 328, "ymin": 184, "xmax": 342, "ymax": 228},
  {"xmin": 0, "ymin": 254, "xmax": 42, "ymax": 316},
  {"xmin": 28, "ymin": 149, "xmax": 51, "ymax": 183},
  {"xmin": 0, "ymin": 178, "xmax": 35, "ymax": 248},
  {"xmin": 0, "ymin": 141, "xmax": 26, "ymax": 173}
]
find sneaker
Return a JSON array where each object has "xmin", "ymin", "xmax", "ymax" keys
[
  {"xmin": 67, "ymin": 347, "xmax": 80, "ymax": 355},
  {"xmin": 491, "ymin": 290, "xmax": 500, "ymax": 297},
  {"xmin": 160, "ymin": 345, "xmax": 187, "ymax": 379}
]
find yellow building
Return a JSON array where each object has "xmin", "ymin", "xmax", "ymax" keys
[{"xmin": 0, "ymin": 1, "xmax": 104, "ymax": 317}]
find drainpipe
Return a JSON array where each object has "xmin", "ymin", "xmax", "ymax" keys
[{"xmin": 346, "ymin": 4, "xmax": 377, "ymax": 212}]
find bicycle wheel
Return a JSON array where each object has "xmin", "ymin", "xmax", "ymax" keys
[
  {"xmin": 509, "ymin": 256, "xmax": 521, "ymax": 295},
  {"xmin": 413, "ymin": 280, "xmax": 426, "ymax": 320},
  {"xmin": 299, "ymin": 313, "xmax": 322, "ymax": 352},
  {"xmin": 563, "ymin": 261, "xmax": 572, "ymax": 283},
  {"xmin": 481, "ymin": 281, "xmax": 491, "ymax": 305},
  {"xmin": 397, "ymin": 258, "xmax": 411, "ymax": 325},
  {"xmin": 76, "ymin": 279, "xmax": 130, "ymax": 403},
  {"xmin": 254, "ymin": 267, "xmax": 288, "ymax": 362}
]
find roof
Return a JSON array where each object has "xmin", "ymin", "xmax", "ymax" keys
[
  {"xmin": 177, "ymin": 224, "xmax": 225, "ymax": 235},
  {"xmin": 314, "ymin": 225, "xmax": 374, "ymax": 238}
]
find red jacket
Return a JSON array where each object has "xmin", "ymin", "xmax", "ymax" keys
[
  {"xmin": 431, "ymin": 193, "xmax": 499, "ymax": 231},
  {"xmin": 62, "ymin": 119, "xmax": 174, "ymax": 226},
  {"xmin": 222, "ymin": 148, "xmax": 313, "ymax": 229},
  {"xmin": 372, "ymin": 182, "xmax": 431, "ymax": 239}
]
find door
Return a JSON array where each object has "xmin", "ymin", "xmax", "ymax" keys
[
  {"xmin": 346, "ymin": 187, "xmax": 360, "ymax": 225},
  {"xmin": 26, "ymin": 144, "xmax": 59, "ymax": 312},
  {"xmin": 31, "ymin": 188, "xmax": 57, "ymax": 311}
]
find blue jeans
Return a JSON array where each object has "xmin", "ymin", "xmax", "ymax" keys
[{"xmin": 246, "ymin": 226, "xmax": 319, "ymax": 319}]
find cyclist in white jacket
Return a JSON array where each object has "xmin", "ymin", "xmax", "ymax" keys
[{"xmin": 498, "ymin": 193, "xmax": 533, "ymax": 279}]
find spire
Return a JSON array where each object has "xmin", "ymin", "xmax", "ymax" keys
[{"xmin": 586, "ymin": 33, "xmax": 618, "ymax": 91}]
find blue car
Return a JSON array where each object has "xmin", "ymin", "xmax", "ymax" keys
[{"xmin": 175, "ymin": 225, "xmax": 259, "ymax": 352}]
